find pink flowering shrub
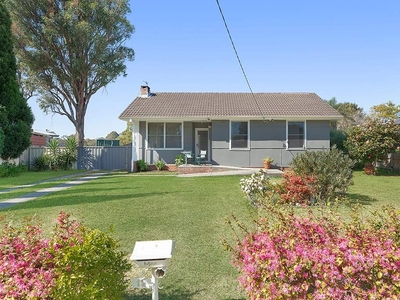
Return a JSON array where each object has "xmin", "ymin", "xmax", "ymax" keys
[
  {"xmin": 227, "ymin": 205, "xmax": 400, "ymax": 299},
  {"xmin": 0, "ymin": 212, "xmax": 130, "ymax": 300},
  {"xmin": 0, "ymin": 216, "xmax": 55, "ymax": 299}
]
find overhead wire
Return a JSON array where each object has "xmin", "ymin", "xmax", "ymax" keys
[{"xmin": 215, "ymin": 0, "xmax": 266, "ymax": 121}]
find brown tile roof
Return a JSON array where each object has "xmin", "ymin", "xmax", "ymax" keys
[{"xmin": 119, "ymin": 92, "xmax": 342, "ymax": 120}]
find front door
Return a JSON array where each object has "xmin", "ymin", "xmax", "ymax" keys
[{"xmin": 195, "ymin": 128, "xmax": 209, "ymax": 161}]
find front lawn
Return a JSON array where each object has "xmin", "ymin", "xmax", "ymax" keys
[
  {"xmin": 0, "ymin": 171, "xmax": 398, "ymax": 299},
  {"xmin": 0, "ymin": 170, "xmax": 87, "ymax": 189}
]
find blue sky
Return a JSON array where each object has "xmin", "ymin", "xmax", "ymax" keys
[{"xmin": 29, "ymin": 0, "xmax": 400, "ymax": 139}]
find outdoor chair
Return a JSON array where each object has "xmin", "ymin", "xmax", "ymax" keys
[
  {"xmin": 196, "ymin": 150, "xmax": 207, "ymax": 165},
  {"xmin": 185, "ymin": 153, "xmax": 193, "ymax": 164}
]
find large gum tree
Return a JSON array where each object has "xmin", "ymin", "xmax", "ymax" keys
[{"xmin": 7, "ymin": 0, "xmax": 135, "ymax": 146}]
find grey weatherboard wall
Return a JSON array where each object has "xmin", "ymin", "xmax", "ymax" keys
[{"xmin": 135, "ymin": 119, "xmax": 331, "ymax": 168}]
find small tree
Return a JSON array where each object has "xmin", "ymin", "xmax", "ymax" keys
[
  {"xmin": 117, "ymin": 121, "xmax": 132, "ymax": 145},
  {"xmin": 370, "ymin": 101, "xmax": 400, "ymax": 121},
  {"xmin": 106, "ymin": 131, "xmax": 120, "ymax": 140},
  {"xmin": 345, "ymin": 119, "xmax": 400, "ymax": 170},
  {"xmin": 0, "ymin": 0, "xmax": 34, "ymax": 160}
]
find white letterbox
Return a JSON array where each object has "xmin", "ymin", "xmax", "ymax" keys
[{"xmin": 130, "ymin": 239, "xmax": 175, "ymax": 269}]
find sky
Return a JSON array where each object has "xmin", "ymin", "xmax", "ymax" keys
[{"xmin": 28, "ymin": 0, "xmax": 400, "ymax": 139}]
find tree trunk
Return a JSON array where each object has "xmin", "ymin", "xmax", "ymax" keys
[{"xmin": 76, "ymin": 121, "xmax": 85, "ymax": 147}]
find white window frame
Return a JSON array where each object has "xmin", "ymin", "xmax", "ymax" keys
[
  {"xmin": 229, "ymin": 120, "xmax": 250, "ymax": 150},
  {"xmin": 286, "ymin": 120, "xmax": 307, "ymax": 150},
  {"xmin": 146, "ymin": 122, "xmax": 183, "ymax": 150}
]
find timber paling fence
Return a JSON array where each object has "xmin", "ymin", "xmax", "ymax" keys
[{"xmin": 2, "ymin": 146, "xmax": 133, "ymax": 171}]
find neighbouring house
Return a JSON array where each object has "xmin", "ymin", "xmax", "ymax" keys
[
  {"xmin": 119, "ymin": 85, "xmax": 342, "ymax": 168},
  {"xmin": 30, "ymin": 129, "xmax": 59, "ymax": 146}
]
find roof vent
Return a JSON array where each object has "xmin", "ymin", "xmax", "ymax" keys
[{"xmin": 140, "ymin": 85, "xmax": 151, "ymax": 98}]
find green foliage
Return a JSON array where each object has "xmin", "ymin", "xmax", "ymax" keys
[
  {"xmin": 175, "ymin": 154, "xmax": 184, "ymax": 167},
  {"xmin": 8, "ymin": 0, "xmax": 135, "ymax": 147},
  {"xmin": 136, "ymin": 159, "xmax": 148, "ymax": 172},
  {"xmin": 371, "ymin": 101, "xmax": 400, "ymax": 121},
  {"xmin": 32, "ymin": 154, "xmax": 51, "ymax": 171},
  {"xmin": 50, "ymin": 212, "xmax": 131, "ymax": 300},
  {"xmin": 0, "ymin": 1, "xmax": 34, "ymax": 160},
  {"xmin": 117, "ymin": 122, "xmax": 132, "ymax": 146},
  {"xmin": 0, "ymin": 162, "xmax": 26, "ymax": 177},
  {"xmin": 58, "ymin": 136, "xmax": 77, "ymax": 170},
  {"xmin": 106, "ymin": 131, "xmax": 120, "ymax": 140},
  {"xmin": 155, "ymin": 160, "xmax": 166, "ymax": 171},
  {"xmin": 47, "ymin": 139, "xmax": 60, "ymax": 170},
  {"xmin": 290, "ymin": 147, "xmax": 355, "ymax": 204},
  {"xmin": 330, "ymin": 129, "xmax": 348, "ymax": 152},
  {"xmin": 0, "ymin": 127, "xmax": 4, "ymax": 156},
  {"xmin": 345, "ymin": 119, "xmax": 400, "ymax": 167},
  {"xmin": 325, "ymin": 97, "xmax": 365, "ymax": 131},
  {"xmin": 45, "ymin": 137, "xmax": 77, "ymax": 170}
]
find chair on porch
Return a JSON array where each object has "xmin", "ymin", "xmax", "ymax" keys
[
  {"xmin": 185, "ymin": 153, "xmax": 194, "ymax": 165},
  {"xmin": 196, "ymin": 150, "xmax": 207, "ymax": 165}
]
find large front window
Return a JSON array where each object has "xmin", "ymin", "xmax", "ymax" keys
[
  {"xmin": 287, "ymin": 121, "xmax": 305, "ymax": 149},
  {"xmin": 231, "ymin": 121, "xmax": 249, "ymax": 149},
  {"xmin": 148, "ymin": 122, "xmax": 182, "ymax": 149}
]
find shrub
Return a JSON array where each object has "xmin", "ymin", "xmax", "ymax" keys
[
  {"xmin": 155, "ymin": 160, "xmax": 166, "ymax": 171},
  {"xmin": 175, "ymin": 154, "xmax": 184, "ymax": 167},
  {"xmin": 226, "ymin": 205, "xmax": 400, "ymax": 299},
  {"xmin": 280, "ymin": 172, "xmax": 315, "ymax": 206},
  {"xmin": 0, "ymin": 216, "xmax": 55, "ymax": 299},
  {"xmin": 345, "ymin": 119, "xmax": 400, "ymax": 169},
  {"xmin": 50, "ymin": 212, "xmax": 131, "ymax": 300},
  {"xmin": 32, "ymin": 154, "xmax": 51, "ymax": 171},
  {"xmin": 136, "ymin": 159, "xmax": 148, "ymax": 172},
  {"xmin": 289, "ymin": 147, "xmax": 355, "ymax": 204},
  {"xmin": 0, "ymin": 212, "xmax": 131, "ymax": 300},
  {"xmin": 239, "ymin": 170, "xmax": 281, "ymax": 206},
  {"xmin": 330, "ymin": 129, "xmax": 348, "ymax": 153},
  {"xmin": 0, "ymin": 161, "xmax": 25, "ymax": 177}
]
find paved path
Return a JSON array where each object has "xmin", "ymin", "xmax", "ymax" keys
[
  {"xmin": 0, "ymin": 173, "xmax": 107, "ymax": 210},
  {"xmin": 177, "ymin": 167, "xmax": 283, "ymax": 177}
]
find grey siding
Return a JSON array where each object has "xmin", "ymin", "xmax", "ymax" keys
[{"xmin": 134, "ymin": 119, "xmax": 331, "ymax": 168}]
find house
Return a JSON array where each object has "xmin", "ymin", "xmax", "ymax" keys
[
  {"xmin": 31, "ymin": 129, "xmax": 59, "ymax": 146},
  {"xmin": 119, "ymin": 85, "xmax": 342, "ymax": 168}
]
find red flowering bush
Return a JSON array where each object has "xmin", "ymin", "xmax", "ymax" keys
[
  {"xmin": 280, "ymin": 172, "xmax": 315, "ymax": 205},
  {"xmin": 0, "ymin": 212, "xmax": 130, "ymax": 299},
  {"xmin": 227, "ymin": 205, "xmax": 400, "ymax": 299}
]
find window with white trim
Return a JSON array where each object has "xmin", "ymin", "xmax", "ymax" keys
[
  {"xmin": 287, "ymin": 121, "xmax": 305, "ymax": 149},
  {"xmin": 231, "ymin": 121, "xmax": 249, "ymax": 149},
  {"xmin": 148, "ymin": 122, "xmax": 182, "ymax": 149}
]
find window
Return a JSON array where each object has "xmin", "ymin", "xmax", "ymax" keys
[
  {"xmin": 231, "ymin": 121, "xmax": 249, "ymax": 149},
  {"xmin": 148, "ymin": 122, "xmax": 182, "ymax": 149},
  {"xmin": 287, "ymin": 121, "xmax": 305, "ymax": 149},
  {"xmin": 165, "ymin": 123, "xmax": 182, "ymax": 148}
]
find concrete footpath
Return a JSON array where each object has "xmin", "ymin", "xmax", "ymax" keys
[{"xmin": 0, "ymin": 173, "xmax": 108, "ymax": 210}]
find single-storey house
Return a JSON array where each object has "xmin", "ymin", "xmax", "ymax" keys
[{"xmin": 119, "ymin": 85, "xmax": 342, "ymax": 168}]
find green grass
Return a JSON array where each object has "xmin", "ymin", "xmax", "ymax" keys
[{"xmin": 0, "ymin": 170, "xmax": 399, "ymax": 299}]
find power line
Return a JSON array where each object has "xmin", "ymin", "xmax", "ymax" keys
[{"xmin": 215, "ymin": 0, "xmax": 266, "ymax": 121}]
